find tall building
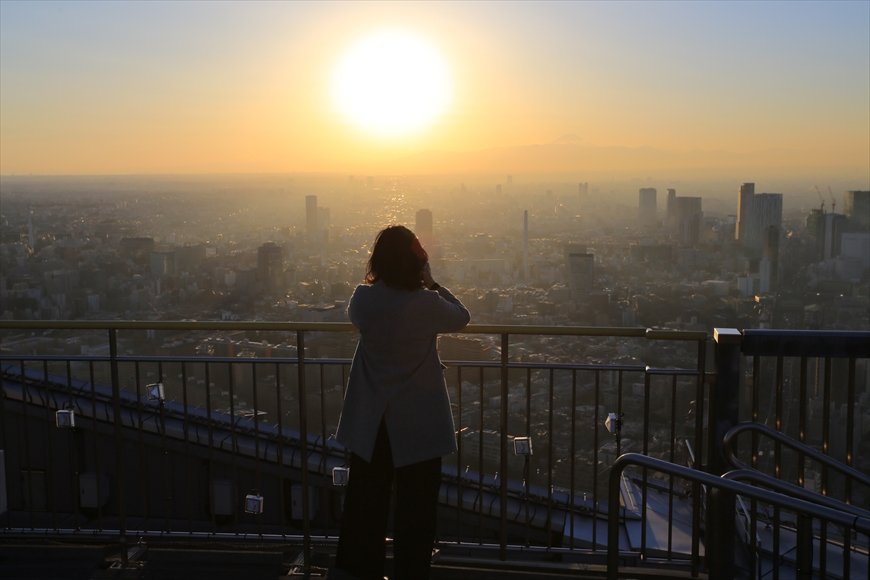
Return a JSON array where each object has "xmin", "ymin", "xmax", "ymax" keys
[
  {"xmin": 844, "ymin": 190, "xmax": 870, "ymax": 230},
  {"xmin": 305, "ymin": 195, "xmax": 318, "ymax": 243},
  {"xmin": 565, "ymin": 248, "xmax": 594, "ymax": 301},
  {"xmin": 257, "ymin": 242, "xmax": 284, "ymax": 293},
  {"xmin": 666, "ymin": 188, "xmax": 677, "ymax": 226},
  {"xmin": 821, "ymin": 213, "xmax": 849, "ymax": 261},
  {"xmin": 638, "ymin": 188, "xmax": 657, "ymax": 226},
  {"xmin": 735, "ymin": 183, "xmax": 782, "ymax": 254},
  {"xmin": 735, "ymin": 182, "xmax": 755, "ymax": 242},
  {"xmin": 673, "ymin": 196, "xmax": 703, "ymax": 246}
]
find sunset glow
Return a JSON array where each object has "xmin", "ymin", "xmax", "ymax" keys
[
  {"xmin": 331, "ymin": 29, "xmax": 451, "ymax": 138},
  {"xmin": 0, "ymin": 1, "xmax": 867, "ymax": 179}
]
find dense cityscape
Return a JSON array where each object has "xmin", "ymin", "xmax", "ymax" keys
[{"xmin": 1, "ymin": 175, "xmax": 867, "ymax": 332}]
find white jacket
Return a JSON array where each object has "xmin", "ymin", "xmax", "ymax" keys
[{"xmin": 335, "ymin": 281, "xmax": 471, "ymax": 467}]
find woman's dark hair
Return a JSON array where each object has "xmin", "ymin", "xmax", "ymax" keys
[{"xmin": 366, "ymin": 225, "xmax": 428, "ymax": 290}]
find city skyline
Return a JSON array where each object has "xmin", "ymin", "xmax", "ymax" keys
[{"xmin": 0, "ymin": 1, "xmax": 868, "ymax": 180}]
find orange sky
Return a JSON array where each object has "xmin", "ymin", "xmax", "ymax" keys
[{"xmin": 1, "ymin": 1, "xmax": 868, "ymax": 180}]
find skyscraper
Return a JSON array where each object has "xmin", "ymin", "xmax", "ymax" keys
[
  {"xmin": 735, "ymin": 183, "xmax": 782, "ymax": 253},
  {"xmin": 673, "ymin": 196, "xmax": 703, "ymax": 246},
  {"xmin": 638, "ymin": 188, "xmax": 657, "ymax": 226},
  {"xmin": 844, "ymin": 190, "xmax": 870, "ymax": 230},
  {"xmin": 666, "ymin": 188, "xmax": 677, "ymax": 227},
  {"xmin": 736, "ymin": 182, "xmax": 755, "ymax": 242}
]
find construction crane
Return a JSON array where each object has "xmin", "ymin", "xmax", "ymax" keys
[
  {"xmin": 828, "ymin": 186, "xmax": 836, "ymax": 213},
  {"xmin": 814, "ymin": 185, "xmax": 825, "ymax": 212}
]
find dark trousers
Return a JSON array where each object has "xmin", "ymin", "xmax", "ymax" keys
[{"xmin": 336, "ymin": 422, "xmax": 442, "ymax": 580}]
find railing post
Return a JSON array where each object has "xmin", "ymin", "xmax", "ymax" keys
[
  {"xmin": 708, "ymin": 328, "xmax": 741, "ymax": 580},
  {"xmin": 108, "ymin": 328, "xmax": 128, "ymax": 566},
  {"xmin": 499, "ymin": 332, "xmax": 509, "ymax": 561},
  {"xmin": 296, "ymin": 330, "xmax": 311, "ymax": 573}
]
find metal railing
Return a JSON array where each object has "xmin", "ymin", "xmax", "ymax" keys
[
  {"xmin": 606, "ymin": 453, "xmax": 870, "ymax": 580},
  {"xmin": 3, "ymin": 322, "xmax": 868, "ymax": 578},
  {"xmin": 704, "ymin": 328, "xmax": 870, "ymax": 580},
  {"xmin": 0, "ymin": 320, "xmax": 706, "ymax": 574}
]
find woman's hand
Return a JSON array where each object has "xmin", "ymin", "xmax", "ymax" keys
[{"xmin": 421, "ymin": 262, "xmax": 436, "ymax": 289}]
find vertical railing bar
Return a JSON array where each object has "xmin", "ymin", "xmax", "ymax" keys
[
  {"xmin": 108, "ymin": 328, "xmax": 128, "ymax": 566},
  {"xmin": 19, "ymin": 360, "xmax": 34, "ymax": 530},
  {"xmin": 667, "ymin": 373, "xmax": 677, "ymax": 558},
  {"xmin": 296, "ymin": 330, "xmax": 311, "ymax": 573},
  {"xmin": 182, "ymin": 361, "xmax": 192, "ymax": 533},
  {"xmin": 845, "ymin": 356, "xmax": 856, "ymax": 499},
  {"xmin": 798, "ymin": 356, "xmax": 808, "ymax": 487},
  {"xmin": 592, "ymin": 369, "xmax": 600, "ymax": 552},
  {"xmin": 228, "ymin": 359, "xmax": 238, "ymax": 537},
  {"xmin": 274, "ymin": 362, "xmax": 286, "ymax": 536},
  {"xmin": 499, "ymin": 333, "xmax": 509, "ymax": 561},
  {"xmin": 158, "ymin": 360, "xmax": 171, "ymax": 533},
  {"xmin": 691, "ymin": 337, "xmax": 706, "ymax": 578},
  {"xmin": 774, "ymin": 355, "xmax": 783, "ymax": 479},
  {"xmin": 546, "ymin": 367, "xmax": 554, "ymax": 550},
  {"xmin": 694, "ymin": 336, "xmax": 706, "ymax": 467},
  {"xmin": 66, "ymin": 360, "xmax": 82, "ymax": 528},
  {"xmin": 319, "ymin": 364, "xmax": 327, "ymax": 475},
  {"xmin": 822, "ymin": 356, "xmax": 831, "ymax": 496},
  {"xmin": 252, "ymin": 362, "xmax": 262, "ymax": 534},
  {"xmin": 569, "ymin": 369, "xmax": 576, "ymax": 552},
  {"xmin": 640, "ymin": 371, "xmax": 650, "ymax": 559},
  {"xmin": 616, "ymin": 370, "xmax": 623, "ymax": 458},
  {"xmin": 135, "ymin": 362, "xmax": 150, "ymax": 525},
  {"xmin": 88, "ymin": 360, "xmax": 102, "ymax": 530},
  {"xmin": 751, "ymin": 355, "xmax": 760, "ymax": 469},
  {"xmin": 524, "ymin": 367, "xmax": 531, "ymax": 547},
  {"xmin": 42, "ymin": 360, "xmax": 57, "ymax": 530},
  {"xmin": 477, "ymin": 365, "xmax": 484, "ymax": 544},
  {"xmin": 0, "ymin": 355, "xmax": 10, "ymax": 529},
  {"xmin": 205, "ymin": 363, "xmax": 216, "ymax": 531},
  {"xmin": 456, "ymin": 366, "xmax": 463, "ymax": 543}
]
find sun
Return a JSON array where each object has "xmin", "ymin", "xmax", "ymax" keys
[{"xmin": 331, "ymin": 29, "xmax": 452, "ymax": 138}]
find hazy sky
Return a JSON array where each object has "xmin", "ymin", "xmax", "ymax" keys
[{"xmin": 1, "ymin": 0, "xmax": 868, "ymax": 178}]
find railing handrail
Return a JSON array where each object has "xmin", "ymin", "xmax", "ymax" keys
[
  {"xmin": 740, "ymin": 328, "xmax": 870, "ymax": 357},
  {"xmin": 722, "ymin": 468, "xmax": 870, "ymax": 520},
  {"xmin": 0, "ymin": 319, "xmax": 707, "ymax": 340},
  {"xmin": 607, "ymin": 453, "xmax": 870, "ymax": 580},
  {"xmin": 723, "ymin": 422, "xmax": 870, "ymax": 488}
]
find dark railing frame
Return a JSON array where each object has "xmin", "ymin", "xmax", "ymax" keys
[
  {"xmin": 0, "ymin": 320, "xmax": 707, "ymax": 572},
  {"xmin": 704, "ymin": 327, "xmax": 870, "ymax": 580},
  {"xmin": 606, "ymin": 453, "xmax": 870, "ymax": 580}
]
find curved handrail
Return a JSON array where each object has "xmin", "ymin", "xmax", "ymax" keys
[
  {"xmin": 723, "ymin": 422, "xmax": 870, "ymax": 488},
  {"xmin": 722, "ymin": 468, "xmax": 870, "ymax": 520},
  {"xmin": 606, "ymin": 453, "xmax": 870, "ymax": 580}
]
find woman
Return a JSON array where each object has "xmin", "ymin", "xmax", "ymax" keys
[{"xmin": 334, "ymin": 225, "xmax": 470, "ymax": 580}]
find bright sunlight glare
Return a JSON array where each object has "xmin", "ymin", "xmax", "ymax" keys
[{"xmin": 331, "ymin": 29, "xmax": 452, "ymax": 138}]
